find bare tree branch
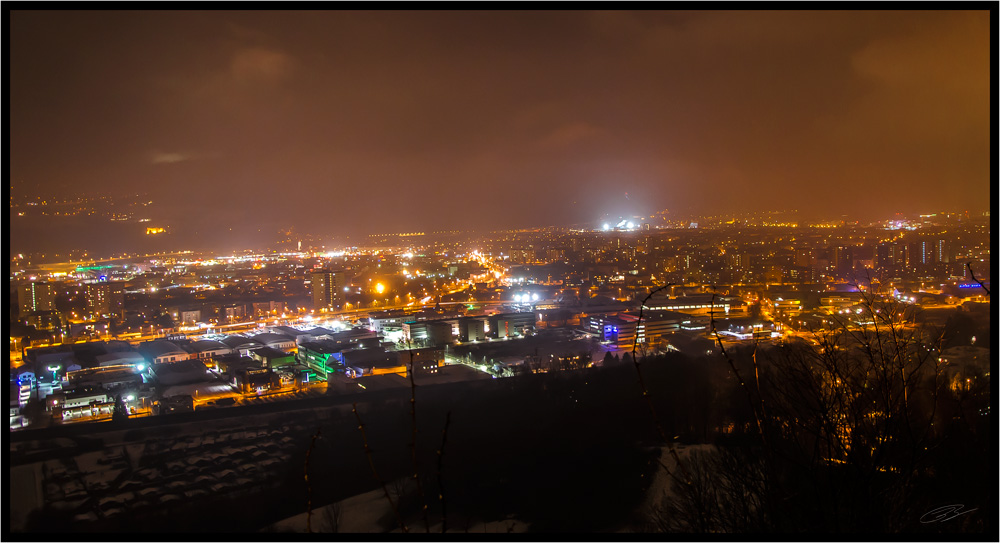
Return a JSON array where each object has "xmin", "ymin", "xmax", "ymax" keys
[
  {"xmin": 352, "ymin": 402, "xmax": 408, "ymax": 533},
  {"xmin": 436, "ymin": 410, "xmax": 452, "ymax": 533},
  {"xmin": 627, "ymin": 283, "xmax": 699, "ymax": 496},
  {"xmin": 630, "ymin": 283, "xmax": 674, "ymax": 446},
  {"xmin": 967, "ymin": 261, "xmax": 990, "ymax": 296},
  {"xmin": 709, "ymin": 288, "xmax": 766, "ymax": 443},
  {"xmin": 406, "ymin": 340, "xmax": 430, "ymax": 533},
  {"xmin": 304, "ymin": 428, "xmax": 321, "ymax": 534}
]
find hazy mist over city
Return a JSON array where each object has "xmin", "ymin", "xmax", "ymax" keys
[
  {"xmin": 10, "ymin": 10, "xmax": 991, "ymax": 255},
  {"xmin": 7, "ymin": 8, "xmax": 993, "ymax": 538}
]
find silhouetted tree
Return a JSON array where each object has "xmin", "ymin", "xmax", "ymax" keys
[
  {"xmin": 111, "ymin": 393, "xmax": 129, "ymax": 423},
  {"xmin": 20, "ymin": 398, "xmax": 50, "ymax": 428},
  {"xmin": 603, "ymin": 351, "xmax": 615, "ymax": 366},
  {"xmin": 653, "ymin": 283, "xmax": 992, "ymax": 533},
  {"xmin": 941, "ymin": 309, "xmax": 978, "ymax": 348}
]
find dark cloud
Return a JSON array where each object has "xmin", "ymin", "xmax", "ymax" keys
[
  {"xmin": 150, "ymin": 152, "xmax": 193, "ymax": 165},
  {"xmin": 9, "ymin": 10, "xmax": 991, "ymax": 250}
]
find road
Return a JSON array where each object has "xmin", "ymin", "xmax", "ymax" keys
[
  {"xmin": 16, "ymin": 252, "xmax": 517, "ymax": 353},
  {"xmin": 61, "ymin": 407, "xmax": 154, "ymax": 424},
  {"xmin": 234, "ymin": 382, "xmax": 328, "ymax": 406}
]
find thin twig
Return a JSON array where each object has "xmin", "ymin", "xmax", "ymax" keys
[
  {"xmin": 709, "ymin": 288, "xmax": 779, "ymax": 529},
  {"xmin": 304, "ymin": 428, "xmax": 321, "ymax": 534},
  {"xmin": 630, "ymin": 283, "xmax": 673, "ymax": 445},
  {"xmin": 353, "ymin": 402, "xmax": 408, "ymax": 533},
  {"xmin": 967, "ymin": 261, "xmax": 991, "ymax": 296},
  {"xmin": 436, "ymin": 411, "xmax": 452, "ymax": 533},
  {"xmin": 406, "ymin": 341, "xmax": 430, "ymax": 533},
  {"xmin": 750, "ymin": 331, "xmax": 767, "ymax": 427},
  {"xmin": 629, "ymin": 284, "xmax": 692, "ymax": 486},
  {"xmin": 709, "ymin": 289, "xmax": 765, "ymax": 442}
]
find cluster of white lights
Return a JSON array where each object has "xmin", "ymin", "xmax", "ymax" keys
[
  {"xmin": 513, "ymin": 293, "xmax": 540, "ymax": 303},
  {"xmin": 602, "ymin": 220, "xmax": 637, "ymax": 231}
]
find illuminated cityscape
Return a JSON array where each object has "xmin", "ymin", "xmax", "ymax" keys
[{"xmin": 8, "ymin": 8, "xmax": 992, "ymax": 536}]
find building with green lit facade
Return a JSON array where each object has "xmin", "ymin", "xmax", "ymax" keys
[
  {"xmin": 296, "ymin": 340, "xmax": 345, "ymax": 378},
  {"xmin": 250, "ymin": 346, "xmax": 295, "ymax": 369}
]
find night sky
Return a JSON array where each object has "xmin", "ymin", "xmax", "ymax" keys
[{"xmin": 9, "ymin": 10, "xmax": 991, "ymax": 247}]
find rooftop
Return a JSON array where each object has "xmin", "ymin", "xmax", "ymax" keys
[
  {"xmin": 221, "ymin": 336, "xmax": 264, "ymax": 349},
  {"xmin": 250, "ymin": 332, "xmax": 294, "ymax": 345},
  {"xmin": 190, "ymin": 339, "xmax": 232, "ymax": 352},
  {"xmin": 250, "ymin": 346, "xmax": 293, "ymax": 360},
  {"xmin": 137, "ymin": 340, "xmax": 187, "ymax": 359},
  {"xmin": 149, "ymin": 359, "xmax": 212, "ymax": 386}
]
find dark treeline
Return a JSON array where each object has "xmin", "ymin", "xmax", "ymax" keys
[
  {"xmin": 285, "ymin": 354, "xmax": 741, "ymax": 533},
  {"xmin": 650, "ymin": 329, "xmax": 992, "ymax": 534}
]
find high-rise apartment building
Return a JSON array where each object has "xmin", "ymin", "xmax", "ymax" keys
[
  {"xmin": 19, "ymin": 281, "xmax": 56, "ymax": 318},
  {"xmin": 794, "ymin": 248, "xmax": 815, "ymax": 268},
  {"xmin": 833, "ymin": 246, "xmax": 853, "ymax": 277},
  {"xmin": 915, "ymin": 239, "xmax": 936, "ymax": 267},
  {"xmin": 311, "ymin": 269, "xmax": 346, "ymax": 311},
  {"xmin": 936, "ymin": 239, "xmax": 949, "ymax": 263},
  {"xmin": 86, "ymin": 282, "xmax": 125, "ymax": 320}
]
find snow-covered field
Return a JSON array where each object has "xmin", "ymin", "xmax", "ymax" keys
[
  {"xmin": 624, "ymin": 443, "xmax": 716, "ymax": 532},
  {"xmin": 268, "ymin": 479, "xmax": 530, "ymax": 534},
  {"xmin": 264, "ymin": 445, "xmax": 718, "ymax": 535}
]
